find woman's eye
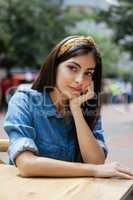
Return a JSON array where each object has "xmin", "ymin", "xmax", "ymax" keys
[
  {"xmin": 67, "ymin": 65, "xmax": 77, "ymax": 72},
  {"xmin": 84, "ymin": 71, "xmax": 94, "ymax": 77},
  {"xmin": 85, "ymin": 72, "xmax": 92, "ymax": 77}
]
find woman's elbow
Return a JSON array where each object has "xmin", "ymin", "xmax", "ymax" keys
[
  {"xmin": 15, "ymin": 151, "xmax": 35, "ymax": 177},
  {"xmin": 18, "ymin": 164, "xmax": 33, "ymax": 177},
  {"xmin": 83, "ymin": 155, "xmax": 106, "ymax": 165}
]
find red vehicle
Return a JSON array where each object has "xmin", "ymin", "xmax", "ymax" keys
[{"xmin": 0, "ymin": 70, "xmax": 38, "ymax": 108}]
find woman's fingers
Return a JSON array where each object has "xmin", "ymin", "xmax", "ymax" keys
[
  {"xmin": 117, "ymin": 166, "xmax": 133, "ymax": 176},
  {"xmin": 114, "ymin": 163, "xmax": 133, "ymax": 179},
  {"xmin": 93, "ymin": 162, "xmax": 133, "ymax": 179},
  {"xmin": 82, "ymin": 83, "xmax": 95, "ymax": 100},
  {"xmin": 70, "ymin": 82, "xmax": 95, "ymax": 106},
  {"xmin": 115, "ymin": 171, "xmax": 133, "ymax": 180},
  {"xmin": 83, "ymin": 90, "xmax": 94, "ymax": 100}
]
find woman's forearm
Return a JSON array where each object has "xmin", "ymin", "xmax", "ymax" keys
[
  {"xmin": 16, "ymin": 151, "xmax": 95, "ymax": 177},
  {"xmin": 71, "ymin": 107, "xmax": 105, "ymax": 164},
  {"xmin": 16, "ymin": 152, "xmax": 133, "ymax": 180}
]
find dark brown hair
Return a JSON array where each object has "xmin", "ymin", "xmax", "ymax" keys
[
  {"xmin": 32, "ymin": 36, "xmax": 102, "ymax": 162},
  {"xmin": 32, "ymin": 35, "xmax": 102, "ymax": 129}
]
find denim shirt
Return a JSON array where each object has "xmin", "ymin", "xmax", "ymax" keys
[{"xmin": 4, "ymin": 86, "xmax": 108, "ymax": 165}]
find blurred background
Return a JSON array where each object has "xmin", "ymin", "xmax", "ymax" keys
[{"xmin": 0, "ymin": 0, "xmax": 133, "ymax": 167}]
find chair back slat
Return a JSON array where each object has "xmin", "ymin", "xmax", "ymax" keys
[{"xmin": 0, "ymin": 139, "xmax": 9, "ymax": 152}]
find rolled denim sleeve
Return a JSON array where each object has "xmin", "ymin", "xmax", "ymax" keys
[
  {"xmin": 3, "ymin": 89, "xmax": 39, "ymax": 165},
  {"xmin": 93, "ymin": 115, "xmax": 108, "ymax": 158}
]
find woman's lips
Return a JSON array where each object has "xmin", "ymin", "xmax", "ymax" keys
[{"xmin": 68, "ymin": 86, "xmax": 82, "ymax": 92}]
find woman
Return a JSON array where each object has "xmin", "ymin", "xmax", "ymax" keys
[{"xmin": 4, "ymin": 35, "xmax": 133, "ymax": 179}]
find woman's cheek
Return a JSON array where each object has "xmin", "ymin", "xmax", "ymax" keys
[
  {"xmin": 87, "ymin": 78, "xmax": 93, "ymax": 86},
  {"xmin": 64, "ymin": 73, "xmax": 74, "ymax": 84},
  {"xmin": 82, "ymin": 80, "xmax": 92, "ymax": 92}
]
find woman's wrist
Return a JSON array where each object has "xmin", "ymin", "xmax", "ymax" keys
[
  {"xmin": 70, "ymin": 104, "xmax": 82, "ymax": 115},
  {"xmin": 81, "ymin": 163, "xmax": 97, "ymax": 177}
]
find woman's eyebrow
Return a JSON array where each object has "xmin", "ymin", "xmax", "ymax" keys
[{"xmin": 67, "ymin": 61, "xmax": 95, "ymax": 70}]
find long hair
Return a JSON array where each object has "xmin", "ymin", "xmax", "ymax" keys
[
  {"xmin": 32, "ymin": 36, "xmax": 102, "ymax": 124},
  {"xmin": 32, "ymin": 35, "xmax": 102, "ymax": 129},
  {"xmin": 32, "ymin": 36, "xmax": 102, "ymax": 162}
]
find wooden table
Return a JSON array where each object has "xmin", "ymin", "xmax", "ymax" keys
[{"xmin": 0, "ymin": 164, "xmax": 133, "ymax": 200}]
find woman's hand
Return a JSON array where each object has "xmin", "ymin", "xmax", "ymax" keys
[
  {"xmin": 92, "ymin": 162, "xmax": 133, "ymax": 179},
  {"xmin": 69, "ymin": 82, "xmax": 95, "ymax": 111}
]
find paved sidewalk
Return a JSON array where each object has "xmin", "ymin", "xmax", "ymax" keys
[
  {"xmin": 102, "ymin": 103, "xmax": 133, "ymax": 168},
  {"xmin": 0, "ymin": 103, "xmax": 133, "ymax": 167}
]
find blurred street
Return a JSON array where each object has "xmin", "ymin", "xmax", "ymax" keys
[
  {"xmin": 102, "ymin": 103, "xmax": 133, "ymax": 168},
  {"xmin": 0, "ymin": 104, "xmax": 133, "ymax": 167}
]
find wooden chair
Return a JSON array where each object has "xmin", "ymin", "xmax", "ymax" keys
[{"xmin": 0, "ymin": 139, "xmax": 9, "ymax": 164}]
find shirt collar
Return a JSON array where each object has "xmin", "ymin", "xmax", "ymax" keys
[
  {"xmin": 17, "ymin": 85, "xmax": 68, "ymax": 118},
  {"xmin": 43, "ymin": 90, "xmax": 73, "ymax": 121},
  {"xmin": 43, "ymin": 90, "xmax": 64, "ymax": 118}
]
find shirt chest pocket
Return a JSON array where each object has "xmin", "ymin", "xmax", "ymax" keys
[
  {"xmin": 37, "ymin": 140, "xmax": 69, "ymax": 161},
  {"xmin": 37, "ymin": 140, "xmax": 76, "ymax": 162}
]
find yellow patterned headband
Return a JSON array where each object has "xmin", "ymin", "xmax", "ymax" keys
[{"xmin": 58, "ymin": 36, "xmax": 96, "ymax": 57}]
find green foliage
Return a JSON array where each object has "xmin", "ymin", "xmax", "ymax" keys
[
  {"xmin": 0, "ymin": 0, "xmax": 75, "ymax": 67},
  {"xmin": 118, "ymin": 69, "xmax": 133, "ymax": 84},
  {"xmin": 95, "ymin": 34, "xmax": 121, "ymax": 77},
  {"xmin": 97, "ymin": 0, "xmax": 133, "ymax": 58}
]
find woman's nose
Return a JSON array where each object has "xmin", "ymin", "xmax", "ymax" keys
[{"xmin": 74, "ymin": 74, "xmax": 84, "ymax": 84}]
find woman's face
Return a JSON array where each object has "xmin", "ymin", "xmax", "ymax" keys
[{"xmin": 55, "ymin": 53, "xmax": 96, "ymax": 100}]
